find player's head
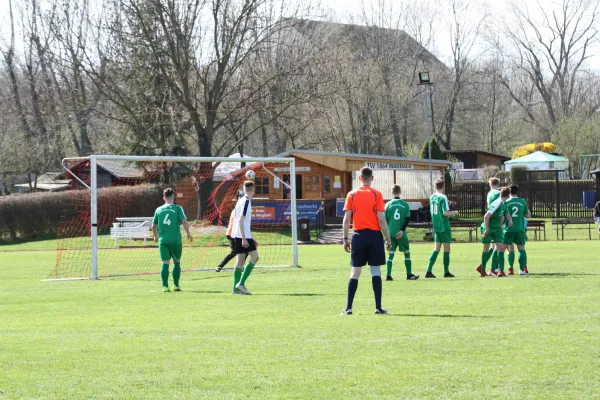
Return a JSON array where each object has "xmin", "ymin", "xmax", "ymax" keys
[
  {"xmin": 163, "ymin": 187, "xmax": 175, "ymax": 203},
  {"xmin": 510, "ymin": 184, "xmax": 519, "ymax": 196},
  {"xmin": 392, "ymin": 184, "xmax": 401, "ymax": 197},
  {"xmin": 243, "ymin": 180, "xmax": 255, "ymax": 197},
  {"xmin": 489, "ymin": 177, "xmax": 500, "ymax": 189},
  {"xmin": 500, "ymin": 186, "xmax": 510, "ymax": 200},
  {"xmin": 359, "ymin": 167, "xmax": 373, "ymax": 185},
  {"xmin": 434, "ymin": 179, "xmax": 445, "ymax": 192}
]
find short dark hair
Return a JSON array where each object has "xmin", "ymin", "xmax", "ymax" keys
[
  {"xmin": 360, "ymin": 167, "xmax": 373, "ymax": 179},
  {"xmin": 500, "ymin": 187, "xmax": 511, "ymax": 197},
  {"xmin": 435, "ymin": 179, "xmax": 445, "ymax": 190},
  {"xmin": 489, "ymin": 177, "xmax": 500, "ymax": 186},
  {"xmin": 510, "ymin": 184, "xmax": 519, "ymax": 195},
  {"xmin": 244, "ymin": 180, "xmax": 255, "ymax": 189},
  {"xmin": 163, "ymin": 188, "xmax": 175, "ymax": 198},
  {"xmin": 392, "ymin": 184, "xmax": 401, "ymax": 196}
]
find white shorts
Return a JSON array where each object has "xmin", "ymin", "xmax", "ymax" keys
[{"xmin": 595, "ymin": 217, "xmax": 600, "ymax": 225}]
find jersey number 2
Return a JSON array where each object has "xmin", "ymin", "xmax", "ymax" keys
[
  {"xmin": 511, "ymin": 207, "xmax": 519, "ymax": 218},
  {"xmin": 163, "ymin": 214, "xmax": 172, "ymax": 226}
]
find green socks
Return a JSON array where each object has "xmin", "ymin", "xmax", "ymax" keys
[
  {"xmin": 173, "ymin": 262, "xmax": 181, "ymax": 287},
  {"xmin": 481, "ymin": 251, "xmax": 490, "ymax": 271},
  {"xmin": 233, "ymin": 268, "xmax": 243, "ymax": 291},
  {"xmin": 404, "ymin": 252, "xmax": 412, "ymax": 275},
  {"xmin": 427, "ymin": 251, "xmax": 439, "ymax": 272},
  {"xmin": 491, "ymin": 250, "xmax": 498, "ymax": 270},
  {"xmin": 239, "ymin": 262, "xmax": 255, "ymax": 286},
  {"xmin": 443, "ymin": 252, "xmax": 450, "ymax": 274},
  {"xmin": 518, "ymin": 250, "xmax": 527, "ymax": 271},
  {"xmin": 508, "ymin": 251, "xmax": 515, "ymax": 268},
  {"xmin": 497, "ymin": 251, "xmax": 505, "ymax": 272},
  {"xmin": 386, "ymin": 253, "xmax": 395, "ymax": 276},
  {"xmin": 161, "ymin": 263, "xmax": 169, "ymax": 287}
]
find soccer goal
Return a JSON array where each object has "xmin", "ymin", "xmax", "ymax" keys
[{"xmin": 50, "ymin": 155, "xmax": 298, "ymax": 280}]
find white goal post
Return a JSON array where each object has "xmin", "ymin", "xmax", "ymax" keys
[{"xmin": 61, "ymin": 155, "xmax": 299, "ymax": 280}]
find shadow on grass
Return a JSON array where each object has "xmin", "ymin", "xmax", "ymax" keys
[
  {"xmin": 261, "ymin": 293, "xmax": 327, "ymax": 297},
  {"xmin": 528, "ymin": 272, "xmax": 597, "ymax": 278},
  {"xmin": 388, "ymin": 314, "xmax": 495, "ymax": 319}
]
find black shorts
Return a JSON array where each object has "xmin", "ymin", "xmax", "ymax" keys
[
  {"xmin": 234, "ymin": 238, "xmax": 257, "ymax": 254},
  {"xmin": 227, "ymin": 236, "xmax": 235, "ymax": 251},
  {"xmin": 350, "ymin": 229, "xmax": 386, "ymax": 267}
]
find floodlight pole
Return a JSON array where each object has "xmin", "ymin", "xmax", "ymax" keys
[{"xmin": 418, "ymin": 73, "xmax": 434, "ymax": 195}]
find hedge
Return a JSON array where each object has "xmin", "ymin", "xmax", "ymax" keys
[
  {"xmin": 0, "ymin": 184, "xmax": 165, "ymax": 242},
  {"xmin": 512, "ymin": 142, "xmax": 556, "ymax": 159}
]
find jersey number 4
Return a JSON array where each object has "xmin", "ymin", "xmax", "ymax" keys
[{"xmin": 163, "ymin": 214, "xmax": 172, "ymax": 226}]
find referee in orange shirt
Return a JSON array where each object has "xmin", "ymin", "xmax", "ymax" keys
[{"xmin": 341, "ymin": 167, "xmax": 392, "ymax": 315}]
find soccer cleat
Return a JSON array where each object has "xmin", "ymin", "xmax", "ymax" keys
[
  {"xmin": 172, "ymin": 286, "xmax": 181, "ymax": 292},
  {"xmin": 162, "ymin": 286, "xmax": 171, "ymax": 292},
  {"xmin": 486, "ymin": 271, "xmax": 497, "ymax": 277},
  {"xmin": 340, "ymin": 309, "xmax": 353, "ymax": 315},
  {"xmin": 425, "ymin": 272, "xmax": 436, "ymax": 279},
  {"xmin": 496, "ymin": 271, "xmax": 507, "ymax": 277},
  {"xmin": 375, "ymin": 308, "xmax": 388, "ymax": 315},
  {"xmin": 386, "ymin": 276, "xmax": 394, "ymax": 281},
  {"xmin": 232, "ymin": 290, "xmax": 243, "ymax": 294},
  {"xmin": 508, "ymin": 268, "xmax": 515, "ymax": 275},
  {"xmin": 215, "ymin": 266, "xmax": 224, "ymax": 272},
  {"xmin": 476, "ymin": 265, "xmax": 486, "ymax": 277},
  {"xmin": 235, "ymin": 284, "xmax": 252, "ymax": 295},
  {"xmin": 407, "ymin": 274, "xmax": 420, "ymax": 280},
  {"xmin": 444, "ymin": 272, "xmax": 456, "ymax": 278},
  {"xmin": 519, "ymin": 270, "xmax": 528, "ymax": 275}
]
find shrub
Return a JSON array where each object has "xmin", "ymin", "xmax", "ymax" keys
[
  {"xmin": 510, "ymin": 166, "xmax": 528, "ymax": 183},
  {"xmin": 482, "ymin": 165, "xmax": 500, "ymax": 182},
  {"xmin": 512, "ymin": 142, "xmax": 556, "ymax": 159},
  {"xmin": 420, "ymin": 138, "xmax": 446, "ymax": 160},
  {"xmin": 0, "ymin": 184, "xmax": 164, "ymax": 242}
]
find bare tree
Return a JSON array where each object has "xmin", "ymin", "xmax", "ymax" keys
[{"xmin": 496, "ymin": 0, "xmax": 600, "ymax": 140}]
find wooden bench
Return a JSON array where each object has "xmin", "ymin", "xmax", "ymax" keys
[
  {"xmin": 526, "ymin": 220, "xmax": 545, "ymax": 241},
  {"xmin": 552, "ymin": 218, "xmax": 598, "ymax": 240},
  {"xmin": 110, "ymin": 218, "xmax": 153, "ymax": 246},
  {"xmin": 407, "ymin": 221, "xmax": 480, "ymax": 242}
]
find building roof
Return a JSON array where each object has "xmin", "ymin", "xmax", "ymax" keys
[
  {"xmin": 14, "ymin": 173, "xmax": 70, "ymax": 192},
  {"xmin": 505, "ymin": 151, "xmax": 569, "ymax": 164},
  {"xmin": 213, "ymin": 153, "xmax": 256, "ymax": 181},
  {"xmin": 97, "ymin": 160, "xmax": 146, "ymax": 178},
  {"xmin": 446, "ymin": 150, "xmax": 511, "ymax": 161},
  {"xmin": 277, "ymin": 149, "xmax": 450, "ymax": 165}
]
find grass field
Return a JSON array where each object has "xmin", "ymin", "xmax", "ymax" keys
[{"xmin": 1, "ymin": 241, "xmax": 600, "ymax": 399}]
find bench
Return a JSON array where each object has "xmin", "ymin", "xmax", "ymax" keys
[
  {"xmin": 407, "ymin": 221, "xmax": 480, "ymax": 242},
  {"xmin": 552, "ymin": 218, "xmax": 598, "ymax": 240},
  {"xmin": 110, "ymin": 218, "xmax": 153, "ymax": 246},
  {"xmin": 526, "ymin": 220, "xmax": 546, "ymax": 241}
]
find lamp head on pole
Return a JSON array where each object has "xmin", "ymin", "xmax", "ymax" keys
[{"xmin": 418, "ymin": 71, "xmax": 432, "ymax": 85}]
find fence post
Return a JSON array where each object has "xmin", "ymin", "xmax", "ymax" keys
[
  {"xmin": 527, "ymin": 171, "xmax": 533, "ymax": 217},
  {"xmin": 555, "ymin": 171, "xmax": 560, "ymax": 218}
]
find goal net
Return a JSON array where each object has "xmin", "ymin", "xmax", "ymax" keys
[{"xmin": 50, "ymin": 155, "xmax": 298, "ymax": 280}]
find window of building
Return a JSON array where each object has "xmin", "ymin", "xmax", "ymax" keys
[
  {"xmin": 255, "ymin": 176, "xmax": 269, "ymax": 195},
  {"xmin": 323, "ymin": 175, "xmax": 331, "ymax": 194},
  {"xmin": 304, "ymin": 175, "xmax": 320, "ymax": 192}
]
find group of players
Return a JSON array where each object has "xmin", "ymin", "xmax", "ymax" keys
[
  {"xmin": 150, "ymin": 168, "xmax": 533, "ymax": 314},
  {"xmin": 339, "ymin": 168, "xmax": 533, "ymax": 315}
]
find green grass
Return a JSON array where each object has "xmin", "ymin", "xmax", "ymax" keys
[{"xmin": 1, "ymin": 242, "xmax": 600, "ymax": 399}]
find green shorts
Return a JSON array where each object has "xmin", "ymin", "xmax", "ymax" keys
[
  {"xmin": 159, "ymin": 243, "xmax": 183, "ymax": 261},
  {"xmin": 503, "ymin": 231, "xmax": 526, "ymax": 246},
  {"xmin": 434, "ymin": 231, "xmax": 452, "ymax": 243},
  {"xmin": 390, "ymin": 234, "xmax": 410, "ymax": 253},
  {"xmin": 481, "ymin": 227, "xmax": 504, "ymax": 244}
]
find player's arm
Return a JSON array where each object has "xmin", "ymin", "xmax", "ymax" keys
[
  {"xmin": 182, "ymin": 220, "xmax": 193, "ymax": 241},
  {"xmin": 152, "ymin": 212, "xmax": 159, "ymax": 242},
  {"xmin": 442, "ymin": 197, "xmax": 458, "ymax": 217},
  {"xmin": 377, "ymin": 211, "xmax": 392, "ymax": 250},
  {"xmin": 239, "ymin": 199, "xmax": 250, "ymax": 247},
  {"xmin": 342, "ymin": 210, "xmax": 352, "ymax": 253},
  {"xmin": 397, "ymin": 210, "xmax": 410, "ymax": 239},
  {"xmin": 504, "ymin": 211, "xmax": 513, "ymax": 227}
]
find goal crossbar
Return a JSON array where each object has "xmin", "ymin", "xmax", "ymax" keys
[{"xmin": 59, "ymin": 155, "xmax": 299, "ymax": 280}]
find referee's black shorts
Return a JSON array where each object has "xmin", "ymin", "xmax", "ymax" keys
[
  {"xmin": 350, "ymin": 229, "xmax": 386, "ymax": 267},
  {"xmin": 233, "ymin": 238, "xmax": 257, "ymax": 254}
]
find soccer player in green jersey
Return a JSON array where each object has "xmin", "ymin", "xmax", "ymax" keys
[
  {"xmin": 385, "ymin": 185, "xmax": 418, "ymax": 281},
  {"xmin": 152, "ymin": 188, "xmax": 193, "ymax": 292},
  {"xmin": 426, "ymin": 179, "xmax": 459, "ymax": 279},
  {"xmin": 479, "ymin": 187, "xmax": 512, "ymax": 277},
  {"xmin": 504, "ymin": 185, "xmax": 531, "ymax": 275},
  {"xmin": 486, "ymin": 178, "xmax": 501, "ymax": 270}
]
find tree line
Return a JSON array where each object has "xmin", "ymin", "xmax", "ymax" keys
[{"xmin": 2, "ymin": 0, "xmax": 600, "ymax": 194}]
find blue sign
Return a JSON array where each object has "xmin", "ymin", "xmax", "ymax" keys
[
  {"xmin": 336, "ymin": 198, "xmax": 345, "ymax": 217},
  {"xmin": 252, "ymin": 200, "xmax": 322, "ymax": 223}
]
